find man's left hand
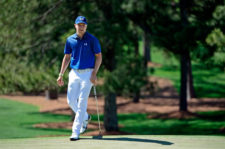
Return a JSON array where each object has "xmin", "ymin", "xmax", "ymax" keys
[{"xmin": 90, "ymin": 71, "xmax": 97, "ymax": 85}]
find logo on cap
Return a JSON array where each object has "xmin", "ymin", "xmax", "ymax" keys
[{"xmin": 75, "ymin": 16, "xmax": 87, "ymax": 24}]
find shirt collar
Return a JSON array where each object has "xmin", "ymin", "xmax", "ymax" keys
[{"xmin": 74, "ymin": 32, "xmax": 88, "ymax": 40}]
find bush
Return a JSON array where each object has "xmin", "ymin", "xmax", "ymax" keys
[{"xmin": 0, "ymin": 55, "xmax": 65, "ymax": 94}]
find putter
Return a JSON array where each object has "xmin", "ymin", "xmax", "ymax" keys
[{"xmin": 92, "ymin": 86, "xmax": 103, "ymax": 139}]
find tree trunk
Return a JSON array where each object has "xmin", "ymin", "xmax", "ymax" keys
[
  {"xmin": 105, "ymin": 47, "xmax": 115, "ymax": 71},
  {"xmin": 143, "ymin": 32, "xmax": 151, "ymax": 67},
  {"xmin": 104, "ymin": 46, "xmax": 118, "ymax": 131},
  {"xmin": 179, "ymin": 52, "xmax": 188, "ymax": 111},
  {"xmin": 134, "ymin": 36, "xmax": 139, "ymax": 56},
  {"xmin": 188, "ymin": 57, "xmax": 196, "ymax": 98},
  {"xmin": 45, "ymin": 89, "xmax": 58, "ymax": 100},
  {"xmin": 133, "ymin": 34, "xmax": 140, "ymax": 103},
  {"xmin": 104, "ymin": 93, "xmax": 118, "ymax": 131},
  {"xmin": 179, "ymin": 0, "xmax": 190, "ymax": 111},
  {"xmin": 186, "ymin": 52, "xmax": 195, "ymax": 101},
  {"xmin": 133, "ymin": 90, "xmax": 140, "ymax": 103}
]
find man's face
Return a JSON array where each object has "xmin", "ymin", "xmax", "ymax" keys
[{"xmin": 74, "ymin": 23, "xmax": 87, "ymax": 34}]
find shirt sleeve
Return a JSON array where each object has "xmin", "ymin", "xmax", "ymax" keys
[
  {"xmin": 64, "ymin": 39, "xmax": 72, "ymax": 54},
  {"xmin": 92, "ymin": 37, "xmax": 101, "ymax": 54}
]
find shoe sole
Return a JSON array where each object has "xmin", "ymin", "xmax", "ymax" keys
[{"xmin": 70, "ymin": 138, "xmax": 79, "ymax": 141}]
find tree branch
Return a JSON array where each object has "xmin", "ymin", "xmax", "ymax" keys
[{"xmin": 34, "ymin": 0, "xmax": 63, "ymax": 23}]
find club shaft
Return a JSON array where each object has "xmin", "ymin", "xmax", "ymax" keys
[{"xmin": 93, "ymin": 86, "xmax": 102, "ymax": 134}]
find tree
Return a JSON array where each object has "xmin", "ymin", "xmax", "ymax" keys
[
  {"xmin": 80, "ymin": 0, "xmax": 124, "ymax": 131},
  {"xmin": 122, "ymin": 0, "xmax": 160, "ymax": 67},
  {"xmin": 152, "ymin": 0, "xmax": 224, "ymax": 111},
  {"xmin": 0, "ymin": 0, "xmax": 84, "ymax": 94},
  {"xmin": 80, "ymin": 0, "xmax": 149, "ymax": 130}
]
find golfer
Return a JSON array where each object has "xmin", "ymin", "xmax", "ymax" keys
[{"xmin": 57, "ymin": 16, "xmax": 102, "ymax": 141}]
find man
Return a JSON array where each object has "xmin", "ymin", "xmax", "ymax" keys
[{"xmin": 57, "ymin": 16, "xmax": 102, "ymax": 141}]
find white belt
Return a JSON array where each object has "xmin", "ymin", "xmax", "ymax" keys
[{"xmin": 73, "ymin": 68, "xmax": 93, "ymax": 73}]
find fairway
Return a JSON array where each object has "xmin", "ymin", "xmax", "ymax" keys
[{"xmin": 0, "ymin": 135, "xmax": 224, "ymax": 149}]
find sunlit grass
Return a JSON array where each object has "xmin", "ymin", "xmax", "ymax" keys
[{"xmin": 0, "ymin": 98, "xmax": 71, "ymax": 139}]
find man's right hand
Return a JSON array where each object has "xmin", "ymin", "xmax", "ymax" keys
[{"xmin": 57, "ymin": 76, "xmax": 64, "ymax": 87}]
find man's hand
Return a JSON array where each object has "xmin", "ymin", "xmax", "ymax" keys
[
  {"xmin": 57, "ymin": 76, "xmax": 64, "ymax": 87},
  {"xmin": 90, "ymin": 53, "xmax": 102, "ymax": 85},
  {"xmin": 57, "ymin": 54, "xmax": 71, "ymax": 87},
  {"xmin": 90, "ymin": 71, "xmax": 97, "ymax": 85}
]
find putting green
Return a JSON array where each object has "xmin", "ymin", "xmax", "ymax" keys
[{"xmin": 0, "ymin": 135, "xmax": 224, "ymax": 149}]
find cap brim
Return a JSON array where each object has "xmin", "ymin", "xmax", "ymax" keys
[{"xmin": 75, "ymin": 20, "xmax": 87, "ymax": 24}]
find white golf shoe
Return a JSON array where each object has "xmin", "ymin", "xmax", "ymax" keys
[
  {"xmin": 70, "ymin": 133, "xmax": 79, "ymax": 141},
  {"xmin": 80, "ymin": 115, "xmax": 91, "ymax": 134}
]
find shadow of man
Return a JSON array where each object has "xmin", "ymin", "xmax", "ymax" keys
[{"xmin": 91, "ymin": 137, "xmax": 173, "ymax": 145}]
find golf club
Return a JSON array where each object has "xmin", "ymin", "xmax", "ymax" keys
[{"xmin": 92, "ymin": 86, "xmax": 103, "ymax": 139}]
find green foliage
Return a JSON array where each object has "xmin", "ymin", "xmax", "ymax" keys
[
  {"xmin": 203, "ymin": 4, "xmax": 225, "ymax": 70},
  {"xmin": 210, "ymin": 5, "xmax": 225, "ymax": 26},
  {"xmin": 151, "ymin": 45, "xmax": 180, "ymax": 67},
  {"xmin": 0, "ymin": 0, "xmax": 38, "ymax": 53},
  {"xmin": 0, "ymin": 55, "xmax": 62, "ymax": 94},
  {"xmin": 0, "ymin": 98, "xmax": 70, "ymax": 139},
  {"xmin": 206, "ymin": 28, "xmax": 225, "ymax": 69},
  {"xmin": 152, "ymin": 0, "xmax": 225, "ymax": 62},
  {"xmin": 103, "ymin": 55, "xmax": 148, "ymax": 97},
  {"xmin": 207, "ymin": 29, "xmax": 225, "ymax": 47},
  {"xmin": 0, "ymin": 0, "xmax": 74, "ymax": 94}
]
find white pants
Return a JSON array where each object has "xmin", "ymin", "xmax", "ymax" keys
[{"xmin": 67, "ymin": 69, "xmax": 93, "ymax": 135}]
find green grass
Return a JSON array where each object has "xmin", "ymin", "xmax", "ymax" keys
[
  {"xmin": 0, "ymin": 98, "xmax": 71, "ymax": 139},
  {"xmin": 92, "ymin": 112, "xmax": 225, "ymax": 135},
  {"xmin": 149, "ymin": 46, "xmax": 225, "ymax": 98},
  {"xmin": 1, "ymin": 98, "xmax": 224, "ymax": 139},
  {"xmin": 117, "ymin": 112, "xmax": 225, "ymax": 135}
]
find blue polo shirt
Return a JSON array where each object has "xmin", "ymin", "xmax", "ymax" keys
[{"xmin": 64, "ymin": 32, "xmax": 101, "ymax": 69}]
